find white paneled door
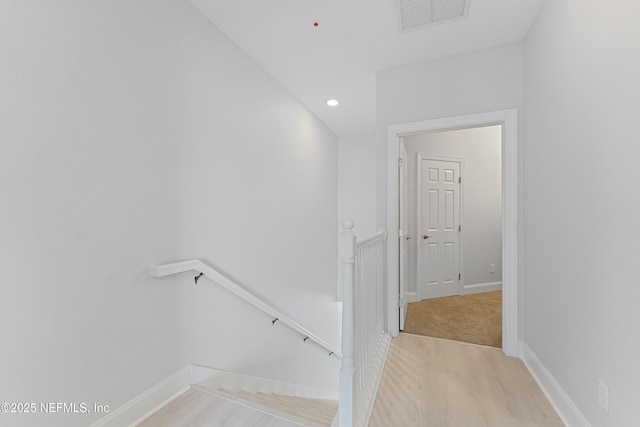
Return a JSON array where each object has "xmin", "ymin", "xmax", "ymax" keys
[{"xmin": 417, "ymin": 156, "xmax": 462, "ymax": 300}]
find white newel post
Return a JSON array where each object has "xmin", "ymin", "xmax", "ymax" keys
[{"xmin": 339, "ymin": 219, "xmax": 356, "ymax": 427}]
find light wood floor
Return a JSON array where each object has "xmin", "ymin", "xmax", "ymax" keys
[
  {"xmin": 369, "ymin": 333, "xmax": 564, "ymax": 427},
  {"xmin": 137, "ymin": 388, "xmax": 300, "ymax": 427},
  {"xmin": 138, "ymin": 334, "xmax": 563, "ymax": 427},
  {"xmin": 214, "ymin": 388, "xmax": 337, "ymax": 426}
]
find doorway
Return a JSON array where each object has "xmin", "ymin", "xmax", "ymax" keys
[
  {"xmin": 387, "ymin": 109, "xmax": 519, "ymax": 357},
  {"xmin": 402, "ymin": 126, "xmax": 503, "ymax": 347}
]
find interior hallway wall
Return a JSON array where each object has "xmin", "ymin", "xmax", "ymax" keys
[
  {"xmin": 404, "ymin": 126, "xmax": 502, "ymax": 298},
  {"xmin": 337, "ymin": 134, "xmax": 377, "ymax": 298},
  {"xmin": 0, "ymin": 1, "xmax": 339, "ymax": 426},
  {"xmin": 523, "ymin": 0, "xmax": 640, "ymax": 425},
  {"xmin": 338, "ymin": 134, "xmax": 377, "ymax": 237}
]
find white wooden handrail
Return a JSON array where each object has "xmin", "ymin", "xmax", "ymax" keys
[
  {"xmin": 148, "ymin": 259, "xmax": 342, "ymax": 359},
  {"xmin": 355, "ymin": 230, "xmax": 386, "ymax": 250}
]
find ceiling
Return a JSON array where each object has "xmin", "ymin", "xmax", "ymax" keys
[{"xmin": 191, "ymin": 0, "xmax": 543, "ymax": 137}]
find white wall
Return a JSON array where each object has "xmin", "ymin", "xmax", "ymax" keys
[
  {"xmin": 404, "ymin": 126, "xmax": 502, "ymax": 297},
  {"xmin": 376, "ymin": 42, "xmax": 523, "ymax": 231},
  {"xmin": 0, "ymin": 1, "xmax": 339, "ymax": 426},
  {"xmin": 338, "ymin": 134, "xmax": 377, "ymax": 237},
  {"xmin": 336, "ymin": 134, "xmax": 377, "ymax": 299},
  {"xmin": 376, "ymin": 42, "xmax": 524, "ymax": 332},
  {"xmin": 523, "ymin": 0, "xmax": 640, "ymax": 425}
]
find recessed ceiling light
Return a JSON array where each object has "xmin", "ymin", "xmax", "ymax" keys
[{"xmin": 327, "ymin": 99, "xmax": 339, "ymax": 107}]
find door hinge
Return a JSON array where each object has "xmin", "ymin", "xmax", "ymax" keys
[
  {"xmin": 398, "ymin": 296, "xmax": 405, "ymax": 308},
  {"xmin": 398, "ymin": 158, "xmax": 404, "ymax": 167},
  {"xmin": 458, "ymin": 273, "xmax": 461, "ymax": 281},
  {"xmin": 459, "ymin": 176, "xmax": 462, "ymax": 184},
  {"xmin": 458, "ymin": 225, "xmax": 461, "ymax": 232}
]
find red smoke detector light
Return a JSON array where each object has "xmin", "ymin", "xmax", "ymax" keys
[{"xmin": 313, "ymin": 22, "xmax": 319, "ymax": 27}]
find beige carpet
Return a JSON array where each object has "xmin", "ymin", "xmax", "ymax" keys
[{"xmin": 403, "ymin": 291, "xmax": 502, "ymax": 347}]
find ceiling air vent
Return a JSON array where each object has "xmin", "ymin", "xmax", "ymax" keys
[{"xmin": 397, "ymin": 0, "xmax": 469, "ymax": 32}]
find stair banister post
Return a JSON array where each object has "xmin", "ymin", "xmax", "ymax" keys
[{"xmin": 339, "ymin": 218, "xmax": 356, "ymax": 427}]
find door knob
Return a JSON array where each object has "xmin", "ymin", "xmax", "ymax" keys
[
  {"xmin": 406, "ymin": 236, "xmax": 411, "ymax": 240},
  {"xmin": 422, "ymin": 234, "xmax": 430, "ymax": 240}
]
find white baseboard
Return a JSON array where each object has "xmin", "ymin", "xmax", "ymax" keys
[
  {"xmin": 89, "ymin": 366, "xmax": 191, "ymax": 427},
  {"xmin": 91, "ymin": 363, "xmax": 338, "ymax": 427},
  {"xmin": 405, "ymin": 292, "xmax": 419, "ymax": 303},
  {"xmin": 520, "ymin": 342, "xmax": 592, "ymax": 427},
  {"xmin": 462, "ymin": 281, "xmax": 502, "ymax": 295},
  {"xmin": 191, "ymin": 364, "xmax": 338, "ymax": 400}
]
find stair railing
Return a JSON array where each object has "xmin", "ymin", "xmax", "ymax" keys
[
  {"xmin": 148, "ymin": 259, "xmax": 342, "ymax": 358},
  {"xmin": 339, "ymin": 219, "xmax": 389, "ymax": 427}
]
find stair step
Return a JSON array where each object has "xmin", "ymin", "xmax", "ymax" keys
[
  {"xmin": 192, "ymin": 366, "xmax": 337, "ymax": 400},
  {"xmin": 136, "ymin": 388, "xmax": 298, "ymax": 427},
  {"xmin": 191, "ymin": 385, "xmax": 337, "ymax": 426},
  {"xmin": 189, "ymin": 366, "xmax": 338, "ymax": 426},
  {"xmin": 219, "ymin": 388, "xmax": 337, "ymax": 426}
]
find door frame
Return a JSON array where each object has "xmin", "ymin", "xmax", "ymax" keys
[
  {"xmin": 399, "ymin": 139, "xmax": 408, "ymax": 330},
  {"xmin": 386, "ymin": 109, "xmax": 519, "ymax": 357},
  {"xmin": 416, "ymin": 154, "xmax": 464, "ymax": 300}
]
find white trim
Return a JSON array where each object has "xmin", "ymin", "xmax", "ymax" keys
[
  {"xmin": 356, "ymin": 229, "xmax": 386, "ymax": 249},
  {"xmin": 521, "ymin": 343, "xmax": 592, "ymax": 427},
  {"xmin": 191, "ymin": 385, "xmax": 328, "ymax": 427},
  {"xmin": 190, "ymin": 364, "xmax": 338, "ymax": 400},
  {"xmin": 90, "ymin": 364, "xmax": 340, "ymax": 427},
  {"xmin": 387, "ymin": 109, "xmax": 519, "ymax": 357},
  {"xmin": 89, "ymin": 367, "xmax": 191, "ymax": 427},
  {"xmin": 399, "ymin": 138, "xmax": 408, "ymax": 331},
  {"xmin": 462, "ymin": 281, "xmax": 502, "ymax": 295},
  {"xmin": 406, "ymin": 291, "xmax": 420, "ymax": 303}
]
